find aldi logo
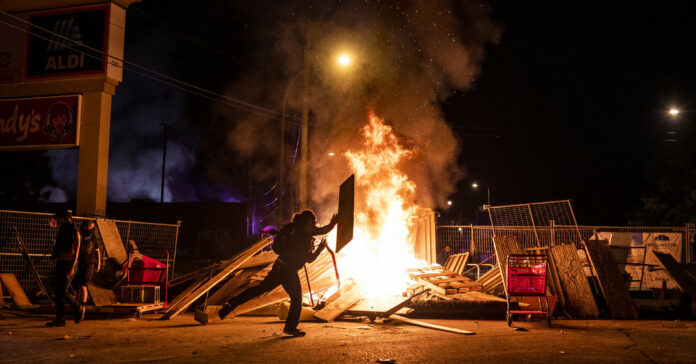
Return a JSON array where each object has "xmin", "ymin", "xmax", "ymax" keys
[{"xmin": 26, "ymin": 6, "xmax": 109, "ymax": 78}]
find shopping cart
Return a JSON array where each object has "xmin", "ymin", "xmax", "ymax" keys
[{"xmin": 506, "ymin": 254, "xmax": 551, "ymax": 327}]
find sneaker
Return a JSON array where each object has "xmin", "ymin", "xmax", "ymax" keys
[
  {"xmin": 218, "ymin": 303, "xmax": 234, "ymax": 320},
  {"xmin": 45, "ymin": 320, "xmax": 66, "ymax": 327},
  {"xmin": 75, "ymin": 304, "xmax": 86, "ymax": 324},
  {"xmin": 283, "ymin": 328, "xmax": 306, "ymax": 337}
]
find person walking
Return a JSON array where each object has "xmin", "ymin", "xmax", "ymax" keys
[
  {"xmin": 73, "ymin": 219, "xmax": 101, "ymax": 322},
  {"xmin": 46, "ymin": 210, "xmax": 82, "ymax": 327},
  {"xmin": 207, "ymin": 210, "xmax": 337, "ymax": 337}
]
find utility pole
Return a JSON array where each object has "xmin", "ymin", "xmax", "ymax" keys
[
  {"xmin": 299, "ymin": 24, "xmax": 312, "ymax": 211},
  {"xmin": 160, "ymin": 123, "xmax": 169, "ymax": 204}
]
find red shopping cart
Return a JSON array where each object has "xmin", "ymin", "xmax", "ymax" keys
[{"xmin": 506, "ymin": 254, "xmax": 551, "ymax": 327}]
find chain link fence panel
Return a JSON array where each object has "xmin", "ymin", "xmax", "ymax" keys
[{"xmin": 0, "ymin": 210, "xmax": 179, "ymax": 297}]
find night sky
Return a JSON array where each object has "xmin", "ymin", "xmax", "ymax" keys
[{"xmin": 4, "ymin": 1, "xmax": 695, "ymax": 227}]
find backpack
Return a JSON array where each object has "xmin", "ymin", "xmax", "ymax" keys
[{"xmin": 272, "ymin": 224, "xmax": 294, "ymax": 257}]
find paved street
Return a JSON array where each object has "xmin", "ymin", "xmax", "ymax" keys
[{"xmin": 1, "ymin": 310, "xmax": 695, "ymax": 363}]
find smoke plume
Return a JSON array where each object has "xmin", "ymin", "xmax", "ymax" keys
[{"xmin": 220, "ymin": 0, "xmax": 500, "ymax": 219}]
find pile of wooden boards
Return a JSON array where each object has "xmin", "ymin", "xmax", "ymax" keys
[
  {"xmin": 478, "ymin": 236, "xmax": 639, "ymax": 319},
  {"xmin": 407, "ymin": 266, "xmax": 482, "ymax": 297}
]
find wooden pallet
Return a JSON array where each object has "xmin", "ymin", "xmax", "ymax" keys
[
  {"xmin": 443, "ymin": 252, "xmax": 470, "ymax": 275},
  {"xmin": 409, "ymin": 266, "xmax": 482, "ymax": 297}
]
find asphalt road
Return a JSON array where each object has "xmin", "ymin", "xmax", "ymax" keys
[{"xmin": 1, "ymin": 311, "xmax": 695, "ymax": 363}]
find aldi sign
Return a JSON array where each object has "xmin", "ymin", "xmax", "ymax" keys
[
  {"xmin": 26, "ymin": 6, "xmax": 109, "ymax": 78},
  {"xmin": 0, "ymin": 95, "xmax": 81, "ymax": 150}
]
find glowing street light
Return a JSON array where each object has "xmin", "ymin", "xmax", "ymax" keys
[
  {"xmin": 447, "ymin": 200, "xmax": 453, "ymax": 206},
  {"xmin": 336, "ymin": 53, "xmax": 352, "ymax": 68},
  {"xmin": 668, "ymin": 108, "xmax": 680, "ymax": 116},
  {"xmin": 471, "ymin": 182, "xmax": 490, "ymax": 206}
]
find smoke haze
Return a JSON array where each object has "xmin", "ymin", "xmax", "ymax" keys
[{"xmin": 220, "ymin": 0, "xmax": 500, "ymax": 219}]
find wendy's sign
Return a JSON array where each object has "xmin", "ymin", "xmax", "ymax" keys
[{"xmin": 0, "ymin": 95, "xmax": 81, "ymax": 150}]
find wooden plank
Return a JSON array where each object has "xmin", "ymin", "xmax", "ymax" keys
[
  {"xmin": 549, "ymin": 244, "xmax": 599, "ymax": 318},
  {"xmin": 429, "ymin": 277, "xmax": 472, "ymax": 284},
  {"xmin": 389, "ymin": 314, "xmax": 474, "ymax": 335},
  {"xmin": 449, "ymin": 291, "xmax": 507, "ymax": 302},
  {"xmin": 527, "ymin": 246, "xmax": 569, "ymax": 317},
  {"xmin": 415, "ymin": 278, "xmax": 447, "ymax": 296},
  {"xmin": 583, "ymin": 240, "xmax": 638, "ymax": 319},
  {"xmin": 652, "ymin": 251, "xmax": 696, "ymax": 298},
  {"xmin": 0, "ymin": 273, "xmax": 30, "ymax": 306},
  {"xmin": 167, "ymin": 275, "xmax": 210, "ymax": 309},
  {"xmin": 237, "ymin": 251, "xmax": 277, "ymax": 269},
  {"xmin": 411, "ymin": 271, "xmax": 458, "ymax": 279},
  {"xmin": 96, "ymin": 219, "xmax": 127, "ymax": 265},
  {"xmin": 87, "ymin": 282, "xmax": 118, "ymax": 306},
  {"xmin": 207, "ymin": 268, "xmax": 264, "ymax": 305},
  {"xmin": 161, "ymin": 236, "xmax": 272, "ymax": 319},
  {"xmin": 313, "ymin": 284, "xmax": 362, "ymax": 322},
  {"xmin": 492, "ymin": 236, "xmax": 524, "ymax": 295}
]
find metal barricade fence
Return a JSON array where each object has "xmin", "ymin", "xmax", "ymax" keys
[
  {"xmin": 113, "ymin": 219, "xmax": 181, "ymax": 276},
  {"xmin": 0, "ymin": 210, "xmax": 180, "ymax": 296},
  {"xmin": 0, "ymin": 210, "xmax": 55, "ymax": 299},
  {"xmin": 437, "ymin": 224, "xmax": 693, "ymax": 268}
]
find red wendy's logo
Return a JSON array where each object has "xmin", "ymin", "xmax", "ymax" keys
[{"xmin": 44, "ymin": 102, "xmax": 75, "ymax": 141}]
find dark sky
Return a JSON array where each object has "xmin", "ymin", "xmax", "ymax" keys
[
  {"xmin": 10, "ymin": 1, "xmax": 694, "ymax": 226},
  {"xmin": 443, "ymin": 1, "xmax": 695, "ymax": 225}
]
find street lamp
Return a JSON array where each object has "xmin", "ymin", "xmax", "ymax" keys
[
  {"xmin": 668, "ymin": 108, "xmax": 680, "ymax": 117},
  {"xmin": 336, "ymin": 53, "xmax": 352, "ymax": 68},
  {"xmin": 471, "ymin": 182, "xmax": 490, "ymax": 206},
  {"xmin": 279, "ymin": 49, "xmax": 355, "ymax": 221}
]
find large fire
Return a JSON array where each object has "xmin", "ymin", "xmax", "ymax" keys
[{"xmin": 327, "ymin": 112, "xmax": 425, "ymax": 299}]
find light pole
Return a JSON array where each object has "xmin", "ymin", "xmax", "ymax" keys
[
  {"xmin": 278, "ymin": 71, "xmax": 304, "ymax": 225},
  {"xmin": 280, "ymin": 49, "xmax": 354, "ymax": 219},
  {"xmin": 471, "ymin": 182, "xmax": 490, "ymax": 206},
  {"xmin": 160, "ymin": 123, "xmax": 169, "ymax": 204}
]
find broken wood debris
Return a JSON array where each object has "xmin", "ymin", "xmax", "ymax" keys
[
  {"xmin": 389, "ymin": 314, "xmax": 474, "ymax": 335},
  {"xmin": 161, "ymin": 236, "xmax": 273, "ymax": 319},
  {"xmin": 583, "ymin": 240, "xmax": 638, "ymax": 319}
]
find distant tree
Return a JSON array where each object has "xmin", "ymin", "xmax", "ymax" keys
[{"xmin": 629, "ymin": 144, "xmax": 696, "ymax": 226}]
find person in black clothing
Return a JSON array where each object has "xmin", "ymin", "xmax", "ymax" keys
[
  {"xmin": 214, "ymin": 210, "xmax": 338, "ymax": 337},
  {"xmin": 73, "ymin": 219, "xmax": 101, "ymax": 322},
  {"xmin": 46, "ymin": 210, "xmax": 82, "ymax": 327}
]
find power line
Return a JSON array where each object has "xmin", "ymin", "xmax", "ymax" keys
[{"xmin": 0, "ymin": 11, "xmax": 301, "ymax": 124}]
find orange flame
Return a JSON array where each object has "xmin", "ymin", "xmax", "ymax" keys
[{"xmin": 328, "ymin": 112, "xmax": 424, "ymax": 298}]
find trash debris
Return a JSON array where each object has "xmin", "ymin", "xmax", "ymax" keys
[
  {"xmin": 512, "ymin": 327, "xmax": 527, "ymax": 331},
  {"xmin": 377, "ymin": 359, "xmax": 396, "ymax": 364},
  {"xmin": 560, "ymin": 351, "xmax": 568, "ymax": 355},
  {"xmin": 59, "ymin": 334, "xmax": 94, "ymax": 340},
  {"xmin": 323, "ymin": 325, "xmax": 347, "ymax": 329},
  {"xmin": 358, "ymin": 325, "xmax": 373, "ymax": 330},
  {"xmin": 560, "ymin": 330, "xmax": 567, "ymax": 334}
]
